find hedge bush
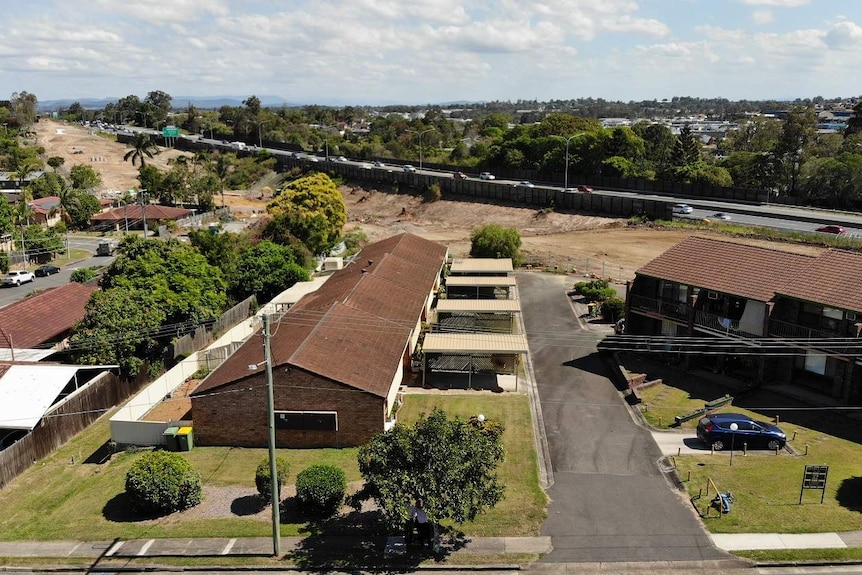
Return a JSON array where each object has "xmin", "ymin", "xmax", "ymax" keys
[
  {"xmin": 295, "ymin": 464, "xmax": 346, "ymax": 515},
  {"xmin": 574, "ymin": 279, "xmax": 617, "ymax": 302},
  {"xmin": 601, "ymin": 296, "xmax": 626, "ymax": 321},
  {"xmin": 124, "ymin": 450, "xmax": 202, "ymax": 515},
  {"xmin": 255, "ymin": 457, "xmax": 290, "ymax": 503}
]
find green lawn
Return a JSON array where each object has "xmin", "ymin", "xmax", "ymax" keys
[{"xmin": 0, "ymin": 393, "xmax": 546, "ymax": 541}]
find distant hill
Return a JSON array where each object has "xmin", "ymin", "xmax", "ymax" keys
[{"xmin": 38, "ymin": 95, "xmax": 290, "ymax": 111}]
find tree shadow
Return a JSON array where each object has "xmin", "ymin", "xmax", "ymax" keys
[
  {"xmin": 231, "ymin": 494, "xmax": 265, "ymax": 517},
  {"xmin": 83, "ymin": 440, "xmax": 117, "ymax": 465},
  {"xmin": 836, "ymin": 477, "xmax": 862, "ymax": 512},
  {"xmin": 102, "ymin": 492, "xmax": 163, "ymax": 523}
]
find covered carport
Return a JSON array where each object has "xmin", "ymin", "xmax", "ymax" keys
[
  {"xmin": 449, "ymin": 258, "xmax": 514, "ymax": 277},
  {"xmin": 444, "ymin": 276, "xmax": 517, "ymax": 299},
  {"xmin": 421, "ymin": 332, "xmax": 529, "ymax": 390},
  {"xmin": 434, "ymin": 299, "xmax": 521, "ymax": 333}
]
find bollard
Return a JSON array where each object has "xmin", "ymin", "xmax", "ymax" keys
[
  {"xmin": 792, "ymin": 431, "xmax": 797, "ymax": 441},
  {"xmin": 711, "ymin": 444, "xmax": 715, "ymax": 454},
  {"xmin": 775, "ymin": 415, "xmax": 780, "ymax": 424},
  {"xmin": 805, "ymin": 444, "xmax": 809, "ymax": 456},
  {"xmin": 687, "ymin": 470, "xmax": 691, "ymax": 482},
  {"xmin": 658, "ymin": 416, "xmax": 661, "ymax": 427},
  {"xmin": 678, "ymin": 447, "xmax": 681, "ymax": 456},
  {"xmin": 743, "ymin": 443, "xmax": 747, "ymax": 456}
]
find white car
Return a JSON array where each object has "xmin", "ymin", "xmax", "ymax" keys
[
  {"xmin": 2, "ymin": 270, "xmax": 35, "ymax": 286},
  {"xmin": 712, "ymin": 212, "xmax": 732, "ymax": 221},
  {"xmin": 514, "ymin": 181, "xmax": 535, "ymax": 188},
  {"xmin": 479, "ymin": 172, "xmax": 495, "ymax": 180},
  {"xmin": 403, "ymin": 165, "xmax": 417, "ymax": 173},
  {"xmin": 673, "ymin": 204, "xmax": 694, "ymax": 214}
]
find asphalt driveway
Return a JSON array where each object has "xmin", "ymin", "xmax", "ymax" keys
[{"xmin": 517, "ymin": 272, "xmax": 731, "ymax": 563}]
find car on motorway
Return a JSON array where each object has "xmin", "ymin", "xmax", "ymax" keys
[
  {"xmin": 373, "ymin": 161, "xmax": 386, "ymax": 168},
  {"xmin": 308, "ymin": 156, "xmax": 320, "ymax": 163},
  {"xmin": 673, "ymin": 203, "xmax": 694, "ymax": 214},
  {"xmin": 815, "ymin": 225, "xmax": 846, "ymax": 235},
  {"xmin": 2, "ymin": 269, "xmax": 35, "ymax": 286},
  {"xmin": 574, "ymin": 185, "xmax": 593, "ymax": 193},
  {"xmin": 34, "ymin": 264, "xmax": 61, "ymax": 277},
  {"xmin": 335, "ymin": 155, "xmax": 347, "ymax": 162},
  {"xmin": 513, "ymin": 181, "xmax": 535, "ymax": 188},
  {"xmin": 696, "ymin": 413, "xmax": 786, "ymax": 451},
  {"xmin": 711, "ymin": 212, "xmax": 732, "ymax": 220},
  {"xmin": 479, "ymin": 172, "xmax": 495, "ymax": 180},
  {"xmin": 403, "ymin": 165, "xmax": 417, "ymax": 173},
  {"xmin": 453, "ymin": 171, "xmax": 467, "ymax": 180}
]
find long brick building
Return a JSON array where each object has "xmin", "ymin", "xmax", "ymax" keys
[{"xmin": 190, "ymin": 233, "xmax": 448, "ymax": 448}]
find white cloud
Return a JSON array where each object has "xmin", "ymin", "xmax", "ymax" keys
[
  {"xmin": 741, "ymin": 0, "xmax": 810, "ymax": 6},
  {"xmin": 91, "ymin": 0, "xmax": 229, "ymax": 24},
  {"xmin": 824, "ymin": 20, "xmax": 862, "ymax": 49},
  {"xmin": 752, "ymin": 10, "xmax": 774, "ymax": 24}
]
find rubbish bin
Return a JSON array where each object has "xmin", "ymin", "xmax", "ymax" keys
[
  {"xmin": 163, "ymin": 426, "xmax": 180, "ymax": 452},
  {"xmin": 176, "ymin": 426, "xmax": 194, "ymax": 452}
]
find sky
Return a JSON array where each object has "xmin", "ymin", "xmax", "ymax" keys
[{"xmin": 2, "ymin": 0, "xmax": 861, "ymax": 106}]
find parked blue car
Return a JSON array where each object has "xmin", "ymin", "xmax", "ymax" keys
[{"xmin": 696, "ymin": 413, "xmax": 786, "ymax": 451}]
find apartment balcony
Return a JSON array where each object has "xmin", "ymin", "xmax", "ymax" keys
[
  {"xmin": 629, "ymin": 294, "xmax": 690, "ymax": 322},
  {"xmin": 768, "ymin": 318, "xmax": 861, "ymax": 355}
]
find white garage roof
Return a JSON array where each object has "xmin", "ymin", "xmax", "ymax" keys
[
  {"xmin": 422, "ymin": 333, "xmax": 529, "ymax": 354},
  {"xmin": 450, "ymin": 258, "xmax": 513, "ymax": 274},
  {"xmin": 445, "ymin": 276, "xmax": 517, "ymax": 287},
  {"xmin": 436, "ymin": 300, "xmax": 521, "ymax": 313},
  {"xmin": 0, "ymin": 364, "xmax": 79, "ymax": 430}
]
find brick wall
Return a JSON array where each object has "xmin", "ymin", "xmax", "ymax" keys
[{"xmin": 192, "ymin": 367, "xmax": 385, "ymax": 448}]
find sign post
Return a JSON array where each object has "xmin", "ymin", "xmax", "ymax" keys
[{"xmin": 800, "ymin": 465, "xmax": 829, "ymax": 504}]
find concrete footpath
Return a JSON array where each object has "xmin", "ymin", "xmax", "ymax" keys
[{"xmin": 1, "ymin": 532, "xmax": 862, "ymax": 560}]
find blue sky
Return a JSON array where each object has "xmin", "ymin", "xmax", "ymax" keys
[{"xmin": 2, "ymin": 0, "xmax": 860, "ymax": 105}]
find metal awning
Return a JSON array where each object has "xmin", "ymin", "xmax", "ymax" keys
[
  {"xmin": 422, "ymin": 333, "xmax": 529, "ymax": 354},
  {"xmin": 0, "ymin": 365, "xmax": 80, "ymax": 430},
  {"xmin": 436, "ymin": 300, "xmax": 521, "ymax": 313},
  {"xmin": 449, "ymin": 258, "xmax": 513, "ymax": 275},
  {"xmin": 445, "ymin": 276, "xmax": 517, "ymax": 287}
]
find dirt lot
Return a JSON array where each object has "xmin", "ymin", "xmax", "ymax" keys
[{"xmin": 33, "ymin": 118, "xmax": 823, "ymax": 275}]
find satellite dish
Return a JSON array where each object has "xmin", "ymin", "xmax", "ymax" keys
[{"xmin": 729, "ymin": 423, "xmax": 739, "ymax": 431}]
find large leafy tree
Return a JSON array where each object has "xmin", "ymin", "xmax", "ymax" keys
[
  {"xmin": 0, "ymin": 194, "xmax": 14, "ymax": 236},
  {"xmin": 264, "ymin": 172, "xmax": 347, "ymax": 256},
  {"xmin": 231, "ymin": 240, "xmax": 310, "ymax": 303},
  {"xmin": 470, "ymin": 223, "xmax": 523, "ymax": 265},
  {"xmin": 69, "ymin": 164, "xmax": 102, "ymax": 190},
  {"xmin": 70, "ymin": 236, "xmax": 227, "ymax": 377},
  {"xmin": 357, "ymin": 409, "xmax": 505, "ymax": 528},
  {"xmin": 844, "ymin": 100, "xmax": 862, "ymax": 138}
]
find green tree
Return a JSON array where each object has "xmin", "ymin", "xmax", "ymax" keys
[
  {"xmin": 798, "ymin": 153, "xmax": 862, "ymax": 209},
  {"xmin": 69, "ymin": 164, "xmax": 102, "ymax": 190},
  {"xmin": 0, "ymin": 194, "xmax": 14, "ymax": 236},
  {"xmin": 64, "ymin": 190, "xmax": 101, "ymax": 229},
  {"xmin": 670, "ymin": 124, "xmax": 702, "ymax": 170},
  {"xmin": 255, "ymin": 457, "xmax": 289, "ymax": 503},
  {"xmin": 47, "ymin": 156, "xmax": 65, "ymax": 172},
  {"xmin": 470, "ymin": 223, "xmax": 523, "ymax": 265},
  {"xmin": 844, "ymin": 100, "xmax": 862, "ymax": 137},
  {"xmin": 123, "ymin": 133, "xmax": 160, "ymax": 168},
  {"xmin": 264, "ymin": 172, "xmax": 347, "ymax": 256},
  {"xmin": 232, "ymin": 240, "xmax": 310, "ymax": 303},
  {"xmin": 357, "ymin": 409, "xmax": 505, "ymax": 527},
  {"xmin": 10, "ymin": 91, "xmax": 38, "ymax": 126},
  {"xmin": 125, "ymin": 451, "xmax": 202, "ymax": 515}
]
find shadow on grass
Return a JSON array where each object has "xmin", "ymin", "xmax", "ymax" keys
[
  {"xmin": 836, "ymin": 477, "xmax": 862, "ymax": 512},
  {"xmin": 231, "ymin": 494, "xmax": 265, "ymax": 517},
  {"xmin": 102, "ymin": 492, "xmax": 163, "ymax": 523},
  {"xmin": 282, "ymin": 496, "xmax": 468, "ymax": 570},
  {"xmin": 84, "ymin": 440, "xmax": 116, "ymax": 465}
]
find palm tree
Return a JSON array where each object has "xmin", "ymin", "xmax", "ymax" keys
[
  {"xmin": 123, "ymin": 133, "xmax": 160, "ymax": 168},
  {"xmin": 210, "ymin": 152, "xmax": 234, "ymax": 208}
]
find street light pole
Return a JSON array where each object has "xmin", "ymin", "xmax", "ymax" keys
[
  {"xmin": 407, "ymin": 128, "xmax": 434, "ymax": 170},
  {"xmin": 139, "ymin": 189, "xmax": 148, "ymax": 237},
  {"xmin": 563, "ymin": 133, "xmax": 583, "ymax": 191},
  {"xmin": 257, "ymin": 119, "xmax": 273, "ymax": 149},
  {"xmin": 263, "ymin": 314, "xmax": 281, "ymax": 556}
]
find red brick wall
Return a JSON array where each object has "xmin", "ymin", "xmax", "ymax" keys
[{"xmin": 192, "ymin": 367, "xmax": 385, "ymax": 448}]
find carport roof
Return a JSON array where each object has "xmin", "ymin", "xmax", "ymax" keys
[
  {"xmin": 436, "ymin": 299, "xmax": 521, "ymax": 313},
  {"xmin": 449, "ymin": 258, "xmax": 513, "ymax": 274},
  {"xmin": 422, "ymin": 333, "xmax": 529, "ymax": 354},
  {"xmin": 0, "ymin": 364, "xmax": 79, "ymax": 430},
  {"xmin": 444, "ymin": 276, "xmax": 517, "ymax": 287}
]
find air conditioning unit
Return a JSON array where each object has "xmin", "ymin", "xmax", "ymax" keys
[
  {"xmin": 707, "ymin": 291, "xmax": 719, "ymax": 300},
  {"xmin": 848, "ymin": 312, "xmax": 857, "ymax": 321}
]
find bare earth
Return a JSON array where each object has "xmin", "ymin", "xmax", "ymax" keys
[{"xmin": 34, "ymin": 119, "xmax": 823, "ymax": 277}]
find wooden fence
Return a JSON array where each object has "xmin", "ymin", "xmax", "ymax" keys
[{"xmin": 0, "ymin": 370, "xmax": 135, "ymax": 489}]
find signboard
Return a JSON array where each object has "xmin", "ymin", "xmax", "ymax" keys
[
  {"xmin": 162, "ymin": 126, "xmax": 179, "ymax": 137},
  {"xmin": 799, "ymin": 465, "xmax": 829, "ymax": 504}
]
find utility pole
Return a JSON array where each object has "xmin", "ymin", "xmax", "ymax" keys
[
  {"xmin": 263, "ymin": 314, "xmax": 281, "ymax": 556},
  {"xmin": 140, "ymin": 189, "xmax": 148, "ymax": 237}
]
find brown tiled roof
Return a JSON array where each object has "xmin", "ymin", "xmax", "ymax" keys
[
  {"xmin": 778, "ymin": 250, "xmax": 862, "ymax": 312},
  {"xmin": 90, "ymin": 204, "xmax": 192, "ymax": 221},
  {"xmin": 0, "ymin": 283, "xmax": 98, "ymax": 348},
  {"xmin": 193, "ymin": 233, "xmax": 447, "ymax": 397},
  {"xmin": 636, "ymin": 236, "xmax": 815, "ymax": 302}
]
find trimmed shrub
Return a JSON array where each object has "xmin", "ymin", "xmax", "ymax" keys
[
  {"xmin": 255, "ymin": 457, "xmax": 290, "ymax": 503},
  {"xmin": 574, "ymin": 279, "xmax": 616, "ymax": 302},
  {"xmin": 124, "ymin": 451, "xmax": 202, "ymax": 515},
  {"xmin": 295, "ymin": 464, "xmax": 347, "ymax": 515},
  {"xmin": 601, "ymin": 296, "xmax": 626, "ymax": 322},
  {"xmin": 70, "ymin": 267, "xmax": 96, "ymax": 283}
]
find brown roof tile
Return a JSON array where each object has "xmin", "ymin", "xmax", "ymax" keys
[
  {"xmin": 0, "ymin": 283, "xmax": 98, "ymax": 348},
  {"xmin": 779, "ymin": 250, "xmax": 862, "ymax": 312},
  {"xmin": 636, "ymin": 236, "xmax": 815, "ymax": 302},
  {"xmin": 193, "ymin": 233, "xmax": 447, "ymax": 397},
  {"xmin": 90, "ymin": 204, "xmax": 193, "ymax": 221}
]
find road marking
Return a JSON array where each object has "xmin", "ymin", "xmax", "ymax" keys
[
  {"xmin": 221, "ymin": 538, "xmax": 237, "ymax": 555},
  {"xmin": 138, "ymin": 539, "xmax": 155, "ymax": 556},
  {"xmin": 105, "ymin": 541, "xmax": 123, "ymax": 556}
]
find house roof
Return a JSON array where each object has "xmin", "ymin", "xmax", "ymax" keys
[
  {"xmin": 422, "ymin": 333, "xmax": 530, "ymax": 354},
  {"xmin": 450, "ymin": 258, "xmax": 514, "ymax": 274},
  {"xmin": 193, "ymin": 233, "xmax": 448, "ymax": 398},
  {"xmin": 28, "ymin": 196, "xmax": 62, "ymax": 214},
  {"xmin": 0, "ymin": 283, "xmax": 98, "ymax": 349},
  {"xmin": 779, "ymin": 250, "xmax": 862, "ymax": 312},
  {"xmin": 0, "ymin": 364, "xmax": 80, "ymax": 430},
  {"xmin": 90, "ymin": 204, "xmax": 193, "ymax": 221},
  {"xmin": 636, "ymin": 236, "xmax": 816, "ymax": 302}
]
